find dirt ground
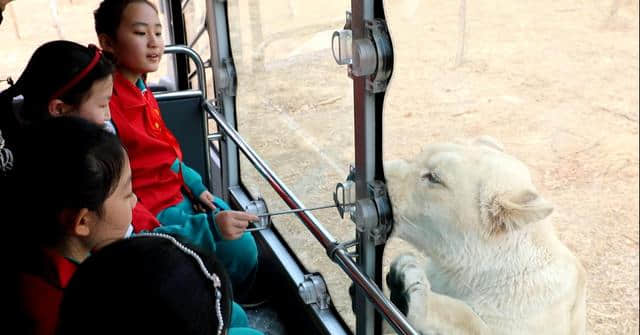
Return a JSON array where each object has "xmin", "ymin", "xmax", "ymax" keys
[{"xmin": 1, "ymin": 0, "xmax": 638, "ymax": 334}]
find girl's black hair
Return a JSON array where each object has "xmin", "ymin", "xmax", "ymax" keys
[
  {"xmin": 14, "ymin": 117, "xmax": 125, "ymax": 248},
  {"xmin": 94, "ymin": 0, "xmax": 158, "ymax": 40},
  {"xmin": 0, "ymin": 40, "xmax": 114, "ymax": 126},
  {"xmin": 57, "ymin": 236, "xmax": 232, "ymax": 335}
]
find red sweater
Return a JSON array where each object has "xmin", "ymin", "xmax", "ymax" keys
[
  {"xmin": 19, "ymin": 249, "xmax": 77, "ymax": 335},
  {"xmin": 109, "ymin": 72, "xmax": 184, "ymax": 219},
  {"xmin": 132, "ymin": 202, "xmax": 161, "ymax": 232}
]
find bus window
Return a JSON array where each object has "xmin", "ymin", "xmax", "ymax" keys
[
  {"xmin": 381, "ymin": 0, "xmax": 638, "ymax": 333},
  {"xmin": 227, "ymin": 0, "xmax": 357, "ymax": 330}
]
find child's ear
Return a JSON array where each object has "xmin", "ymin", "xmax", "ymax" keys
[
  {"xmin": 47, "ymin": 99, "xmax": 72, "ymax": 117},
  {"xmin": 71, "ymin": 208, "xmax": 94, "ymax": 237},
  {"xmin": 58, "ymin": 208, "xmax": 94, "ymax": 237},
  {"xmin": 98, "ymin": 33, "xmax": 116, "ymax": 54}
]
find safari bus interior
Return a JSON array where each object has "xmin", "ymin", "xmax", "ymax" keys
[{"xmin": 1, "ymin": 0, "xmax": 638, "ymax": 334}]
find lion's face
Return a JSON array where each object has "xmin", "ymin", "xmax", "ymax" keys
[{"xmin": 384, "ymin": 137, "xmax": 553, "ymax": 252}]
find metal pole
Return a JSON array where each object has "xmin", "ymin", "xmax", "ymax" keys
[
  {"xmin": 163, "ymin": 45, "xmax": 207, "ymax": 99},
  {"xmin": 350, "ymin": 0, "xmax": 381, "ymax": 334},
  {"xmin": 162, "ymin": 45, "xmax": 212, "ymax": 191},
  {"xmin": 257, "ymin": 204, "xmax": 339, "ymax": 217},
  {"xmin": 334, "ymin": 249, "xmax": 418, "ymax": 335}
]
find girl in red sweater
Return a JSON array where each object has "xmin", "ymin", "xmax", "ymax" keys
[{"xmin": 94, "ymin": 0, "xmax": 259, "ymax": 292}]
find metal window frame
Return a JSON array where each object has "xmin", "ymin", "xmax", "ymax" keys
[
  {"xmin": 350, "ymin": 1, "xmax": 395, "ymax": 334},
  {"xmin": 205, "ymin": 0, "xmax": 240, "ymax": 202}
]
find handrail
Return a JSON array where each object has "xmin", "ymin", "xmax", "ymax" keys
[
  {"xmin": 203, "ymin": 101, "xmax": 418, "ymax": 335},
  {"xmin": 162, "ymin": 45, "xmax": 211, "ymax": 191},
  {"xmin": 164, "ymin": 45, "xmax": 207, "ymax": 99}
]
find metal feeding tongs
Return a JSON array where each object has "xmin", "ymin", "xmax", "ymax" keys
[
  {"xmin": 244, "ymin": 181, "xmax": 356, "ymax": 232},
  {"xmin": 244, "ymin": 202, "xmax": 340, "ymax": 232}
]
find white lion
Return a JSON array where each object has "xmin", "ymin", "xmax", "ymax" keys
[{"xmin": 385, "ymin": 136, "xmax": 586, "ymax": 335}]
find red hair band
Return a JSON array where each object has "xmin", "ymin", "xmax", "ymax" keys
[{"xmin": 50, "ymin": 44, "xmax": 103, "ymax": 101}]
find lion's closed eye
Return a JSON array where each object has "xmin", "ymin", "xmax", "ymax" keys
[{"xmin": 421, "ymin": 170, "xmax": 445, "ymax": 186}]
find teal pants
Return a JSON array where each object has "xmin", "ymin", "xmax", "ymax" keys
[
  {"xmin": 230, "ymin": 302, "xmax": 263, "ymax": 335},
  {"xmin": 155, "ymin": 196, "xmax": 258, "ymax": 285}
]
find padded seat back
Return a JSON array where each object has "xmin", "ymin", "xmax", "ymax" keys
[{"xmin": 155, "ymin": 90, "xmax": 210, "ymax": 188}]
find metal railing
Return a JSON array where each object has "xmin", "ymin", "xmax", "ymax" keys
[
  {"xmin": 164, "ymin": 45, "xmax": 208, "ymax": 99},
  {"xmin": 162, "ymin": 45, "xmax": 212, "ymax": 191}
]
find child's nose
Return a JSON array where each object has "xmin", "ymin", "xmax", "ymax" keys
[{"xmin": 148, "ymin": 34, "xmax": 162, "ymax": 48}]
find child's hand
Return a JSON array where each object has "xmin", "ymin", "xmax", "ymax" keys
[
  {"xmin": 215, "ymin": 211, "xmax": 259, "ymax": 240},
  {"xmin": 198, "ymin": 190, "xmax": 217, "ymax": 211}
]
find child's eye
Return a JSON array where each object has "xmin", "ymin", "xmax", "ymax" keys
[
  {"xmin": 155, "ymin": 32, "xmax": 162, "ymax": 37},
  {"xmin": 134, "ymin": 32, "xmax": 146, "ymax": 36}
]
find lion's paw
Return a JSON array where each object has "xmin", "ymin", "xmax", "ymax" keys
[{"xmin": 387, "ymin": 254, "xmax": 429, "ymax": 315}]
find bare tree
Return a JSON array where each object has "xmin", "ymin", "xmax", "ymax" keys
[
  {"xmin": 49, "ymin": 0, "xmax": 64, "ymax": 39},
  {"xmin": 455, "ymin": 0, "xmax": 467, "ymax": 67}
]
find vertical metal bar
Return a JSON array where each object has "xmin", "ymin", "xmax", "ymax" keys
[
  {"xmin": 162, "ymin": 45, "xmax": 212, "ymax": 190},
  {"xmin": 351, "ymin": 0, "xmax": 380, "ymax": 334},
  {"xmin": 169, "ymin": 0, "xmax": 190, "ymax": 91},
  {"xmin": 205, "ymin": 0, "xmax": 240, "ymax": 201}
]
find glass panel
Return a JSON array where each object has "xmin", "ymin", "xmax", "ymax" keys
[
  {"xmin": 228, "ymin": 0, "xmax": 357, "ymax": 329},
  {"xmin": 382, "ymin": 0, "xmax": 638, "ymax": 333}
]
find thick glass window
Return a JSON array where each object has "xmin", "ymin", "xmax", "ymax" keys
[
  {"xmin": 228, "ymin": 0, "xmax": 357, "ymax": 329},
  {"xmin": 381, "ymin": 1, "xmax": 638, "ymax": 333}
]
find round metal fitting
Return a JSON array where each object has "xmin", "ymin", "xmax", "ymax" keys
[
  {"xmin": 244, "ymin": 197, "xmax": 270, "ymax": 230},
  {"xmin": 354, "ymin": 198, "xmax": 379, "ymax": 232},
  {"xmin": 352, "ymin": 39, "xmax": 377, "ymax": 77}
]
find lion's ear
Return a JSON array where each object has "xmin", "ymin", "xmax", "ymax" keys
[{"xmin": 482, "ymin": 190, "xmax": 553, "ymax": 235}]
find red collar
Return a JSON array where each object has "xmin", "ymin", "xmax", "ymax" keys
[
  {"xmin": 112, "ymin": 71, "xmax": 147, "ymax": 109},
  {"xmin": 42, "ymin": 249, "xmax": 78, "ymax": 289}
]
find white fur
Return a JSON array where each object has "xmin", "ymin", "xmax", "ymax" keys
[{"xmin": 385, "ymin": 137, "xmax": 586, "ymax": 335}]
